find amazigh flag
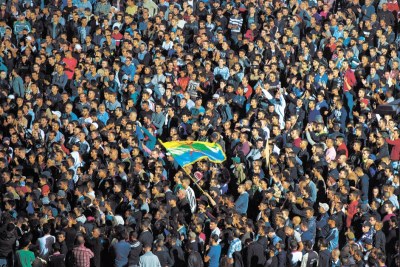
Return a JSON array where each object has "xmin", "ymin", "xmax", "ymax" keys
[{"xmin": 160, "ymin": 141, "xmax": 226, "ymax": 167}]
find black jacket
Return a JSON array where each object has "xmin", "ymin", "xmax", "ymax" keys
[
  {"xmin": 86, "ymin": 237, "xmax": 102, "ymax": 267},
  {"xmin": 0, "ymin": 230, "xmax": 17, "ymax": 258},
  {"xmin": 138, "ymin": 230, "xmax": 153, "ymax": 247},
  {"xmin": 46, "ymin": 22, "xmax": 65, "ymax": 40},
  {"xmin": 154, "ymin": 250, "xmax": 174, "ymax": 267},
  {"xmin": 277, "ymin": 250, "xmax": 287, "ymax": 267},
  {"xmin": 318, "ymin": 249, "xmax": 331, "ymax": 267},
  {"xmin": 245, "ymin": 241, "xmax": 266, "ymax": 267},
  {"xmin": 187, "ymin": 251, "xmax": 203, "ymax": 267},
  {"xmin": 47, "ymin": 253, "xmax": 66, "ymax": 267},
  {"xmin": 374, "ymin": 230, "xmax": 386, "ymax": 253},
  {"xmin": 169, "ymin": 245, "xmax": 185, "ymax": 267},
  {"xmin": 128, "ymin": 240, "xmax": 142, "ymax": 266}
]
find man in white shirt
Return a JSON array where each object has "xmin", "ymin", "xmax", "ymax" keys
[
  {"xmin": 182, "ymin": 176, "xmax": 197, "ymax": 213},
  {"xmin": 37, "ymin": 223, "xmax": 56, "ymax": 260}
]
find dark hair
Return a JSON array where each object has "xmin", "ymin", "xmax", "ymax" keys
[
  {"xmin": 6, "ymin": 223, "xmax": 15, "ymax": 232},
  {"xmin": 52, "ymin": 242, "xmax": 61, "ymax": 252},
  {"xmin": 42, "ymin": 223, "xmax": 51, "ymax": 234},
  {"xmin": 19, "ymin": 234, "xmax": 32, "ymax": 248},
  {"xmin": 211, "ymin": 234, "xmax": 219, "ymax": 243}
]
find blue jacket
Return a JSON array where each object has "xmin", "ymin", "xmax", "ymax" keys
[
  {"xmin": 121, "ymin": 63, "xmax": 136, "ymax": 81},
  {"xmin": 112, "ymin": 240, "xmax": 131, "ymax": 267},
  {"xmin": 316, "ymin": 213, "xmax": 330, "ymax": 238},
  {"xmin": 52, "ymin": 72, "xmax": 68, "ymax": 90},
  {"xmin": 97, "ymin": 111, "xmax": 109, "ymax": 125},
  {"xmin": 139, "ymin": 126, "xmax": 156, "ymax": 154},
  {"xmin": 326, "ymin": 227, "xmax": 339, "ymax": 252},
  {"xmin": 235, "ymin": 192, "xmax": 249, "ymax": 215},
  {"xmin": 12, "ymin": 76, "xmax": 24, "ymax": 97},
  {"xmin": 307, "ymin": 216, "xmax": 317, "ymax": 240},
  {"xmin": 213, "ymin": 66, "xmax": 229, "ymax": 80}
]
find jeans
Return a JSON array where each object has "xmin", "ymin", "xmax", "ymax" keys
[
  {"xmin": 0, "ymin": 258, "xmax": 8, "ymax": 267},
  {"xmin": 230, "ymin": 32, "xmax": 239, "ymax": 45},
  {"xmin": 344, "ymin": 91, "xmax": 354, "ymax": 119}
]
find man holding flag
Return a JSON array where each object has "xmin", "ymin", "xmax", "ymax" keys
[{"xmin": 182, "ymin": 176, "xmax": 197, "ymax": 214}]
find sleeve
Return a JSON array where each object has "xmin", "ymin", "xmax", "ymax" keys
[
  {"xmin": 278, "ymin": 253, "xmax": 286, "ymax": 267},
  {"xmin": 167, "ymin": 252, "xmax": 175, "ymax": 266},
  {"xmin": 236, "ymin": 166, "xmax": 246, "ymax": 184},
  {"xmin": 349, "ymin": 71, "xmax": 356, "ymax": 87},
  {"xmin": 213, "ymin": 67, "xmax": 218, "ymax": 77},
  {"xmin": 360, "ymin": 177, "xmax": 369, "ymax": 201},
  {"xmin": 153, "ymin": 114, "xmax": 165, "ymax": 129},
  {"xmin": 187, "ymin": 254, "xmax": 194, "ymax": 267},
  {"xmin": 340, "ymin": 110, "xmax": 347, "ymax": 129},
  {"xmin": 18, "ymin": 78, "xmax": 25, "ymax": 94},
  {"xmin": 301, "ymin": 253, "xmax": 308, "ymax": 267},
  {"xmin": 385, "ymin": 138, "xmax": 400, "ymax": 145},
  {"xmin": 263, "ymin": 89, "xmax": 273, "ymax": 100},
  {"xmin": 291, "ymin": 203, "xmax": 307, "ymax": 217},
  {"xmin": 141, "ymin": 126, "xmax": 156, "ymax": 143},
  {"xmin": 227, "ymin": 243, "xmax": 234, "ymax": 258},
  {"xmin": 142, "ymin": 53, "xmax": 152, "ymax": 66},
  {"xmin": 325, "ymin": 229, "xmax": 335, "ymax": 242},
  {"xmin": 294, "ymin": 231, "xmax": 302, "ymax": 242},
  {"xmin": 235, "ymin": 196, "xmax": 245, "ymax": 213},
  {"xmin": 223, "ymin": 67, "xmax": 230, "ymax": 80},
  {"xmin": 305, "ymin": 131, "xmax": 317, "ymax": 146},
  {"xmin": 225, "ymin": 105, "xmax": 233, "ymax": 121},
  {"xmin": 207, "ymin": 248, "xmax": 214, "ymax": 261},
  {"xmin": 316, "ymin": 217, "xmax": 327, "ymax": 229},
  {"xmin": 280, "ymin": 91, "xmax": 287, "ymax": 108},
  {"xmin": 347, "ymin": 203, "xmax": 357, "ymax": 221},
  {"xmin": 88, "ymin": 248, "xmax": 95, "ymax": 258}
]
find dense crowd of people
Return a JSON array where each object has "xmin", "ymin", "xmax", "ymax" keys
[{"xmin": 0, "ymin": 0, "xmax": 399, "ymax": 266}]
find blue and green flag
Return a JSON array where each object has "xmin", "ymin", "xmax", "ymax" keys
[{"xmin": 160, "ymin": 140, "xmax": 226, "ymax": 167}]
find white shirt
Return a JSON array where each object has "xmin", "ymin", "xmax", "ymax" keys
[
  {"xmin": 37, "ymin": 234, "xmax": 56, "ymax": 260},
  {"xmin": 186, "ymin": 186, "xmax": 197, "ymax": 213}
]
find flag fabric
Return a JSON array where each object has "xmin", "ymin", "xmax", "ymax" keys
[{"xmin": 160, "ymin": 140, "xmax": 226, "ymax": 167}]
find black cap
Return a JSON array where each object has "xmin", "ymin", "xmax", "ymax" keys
[
  {"xmin": 362, "ymin": 221, "xmax": 371, "ymax": 228},
  {"xmin": 41, "ymin": 171, "xmax": 51, "ymax": 178}
]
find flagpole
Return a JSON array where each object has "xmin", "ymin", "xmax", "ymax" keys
[
  {"xmin": 182, "ymin": 166, "xmax": 206, "ymax": 194},
  {"xmin": 265, "ymin": 139, "xmax": 270, "ymax": 170},
  {"xmin": 158, "ymin": 140, "xmax": 206, "ymax": 194}
]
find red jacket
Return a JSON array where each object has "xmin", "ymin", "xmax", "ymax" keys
[
  {"xmin": 337, "ymin": 143, "xmax": 349, "ymax": 158},
  {"xmin": 346, "ymin": 200, "xmax": 359, "ymax": 228},
  {"xmin": 62, "ymin": 57, "xmax": 77, "ymax": 80},
  {"xmin": 343, "ymin": 68, "xmax": 356, "ymax": 92},
  {"xmin": 386, "ymin": 138, "xmax": 400, "ymax": 161}
]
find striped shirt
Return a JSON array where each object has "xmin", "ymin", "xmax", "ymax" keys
[
  {"xmin": 229, "ymin": 15, "xmax": 243, "ymax": 33},
  {"xmin": 186, "ymin": 186, "xmax": 197, "ymax": 213}
]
